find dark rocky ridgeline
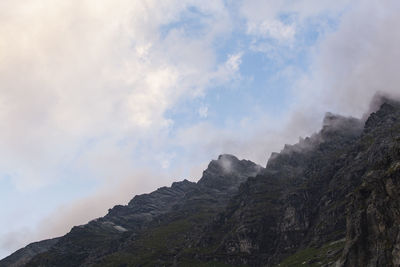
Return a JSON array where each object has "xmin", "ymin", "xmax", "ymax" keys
[
  {"xmin": 0, "ymin": 238, "xmax": 60, "ymax": 267},
  {"xmin": 1, "ymin": 96, "xmax": 400, "ymax": 267},
  {"xmin": 190, "ymin": 96, "xmax": 400, "ymax": 267},
  {"xmin": 0, "ymin": 154, "xmax": 262, "ymax": 267},
  {"xmin": 191, "ymin": 111, "xmax": 365, "ymax": 266}
]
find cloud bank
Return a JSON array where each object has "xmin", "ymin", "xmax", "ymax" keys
[{"xmin": 0, "ymin": 0, "xmax": 238, "ymax": 191}]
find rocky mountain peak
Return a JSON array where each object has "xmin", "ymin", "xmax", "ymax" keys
[
  {"xmin": 266, "ymin": 112, "xmax": 363, "ymax": 173},
  {"xmin": 208, "ymin": 154, "xmax": 242, "ymax": 175},
  {"xmin": 197, "ymin": 154, "xmax": 262, "ymax": 190},
  {"xmin": 367, "ymin": 93, "xmax": 400, "ymax": 114},
  {"xmin": 364, "ymin": 97, "xmax": 400, "ymax": 131},
  {"xmin": 321, "ymin": 112, "xmax": 363, "ymax": 139}
]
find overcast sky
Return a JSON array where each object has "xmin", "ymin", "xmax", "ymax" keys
[{"xmin": 1, "ymin": 0, "xmax": 400, "ymax": 259}]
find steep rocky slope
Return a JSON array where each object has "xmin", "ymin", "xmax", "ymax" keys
[
  {"xmin": 1, "ymin": 96, "xmax": 400, "ymax": 267},
  {"xmin": 1, "ymin": 155, "xmax": 262, "ymax": 267},
  {"xmin": 191, "ymin": 112, "xmax": 365, "ymax": 266},
  {"xmin": 192, "ymin": 97, "xmax": 400, "ymax": 267},
  {"xmin": 338, "ymin": 101, "xmax": 400, "ymax": 266},
  {"xmin": 0, "ymin": 238, "xmax": 59, "ymax": 267}
]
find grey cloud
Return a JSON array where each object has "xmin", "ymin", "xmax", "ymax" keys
[{"xmin": 297, "ymin": 0, "xmax": 400, "ymax": 118}]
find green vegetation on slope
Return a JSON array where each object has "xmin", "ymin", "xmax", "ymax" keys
[{"xmin": 278, "ymin": 239, "xmax": 345, "ymax": 267}]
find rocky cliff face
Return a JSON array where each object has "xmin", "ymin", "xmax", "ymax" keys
[
  {"xmin": 338, "ymin": 100, "xmax": 400, "ymax": 267},
  {"xmin": 1, "ymin": 96, "xmax": 400, "ymax": 267},
  {"xmin": 194, "ymin": 112, "xmax": 365, "ymax": 266}
]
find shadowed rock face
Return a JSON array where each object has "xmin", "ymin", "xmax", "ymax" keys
[
  {"xmin": 196, "ymin": 111, "xmax": 365, "ymax": 266},
  {"xmin": 338, "ymin": 100, "xmax": 400, "ymax": 267},
  {"xmin": 1, "ymin": 96, "xmax": 400, "ymax": 267},
  {"xmin": 204, "ymin": 98, "xmax": 399, "ymax": 267}
]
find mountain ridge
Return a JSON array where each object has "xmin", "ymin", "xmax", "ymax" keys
[
  {"xmin": 1, "ymin": 95, "xmax": 400, "ymax": 266},
  {"xmin": 1, "ymin": 154, "xmax": 262, "ymax": 267}
]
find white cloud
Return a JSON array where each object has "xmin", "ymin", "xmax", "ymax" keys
[
  {"xmin": 210, "ymin": 52, "xmax": 243, "ymax": 86},
  {"xmin": 0, "ymin": 0, "xmax": 236, "ymax": 190},
  {"xmin": 247, "ymin": 20, "xmax": 295, "ymax": 42},
  {"xmin": 226, "ymin": 53, "xmax": 242, "ymax": 72},
  {"xmin": 0, "ymin": 0, "xmax": 239, "ymax": 258},
  {"xmin": 198, "ymin": 105, "xmax": 209, "ymax": 118},
  {"xmin": 239, "ymin": 0, "xmax": 352, "ymax": 45}
]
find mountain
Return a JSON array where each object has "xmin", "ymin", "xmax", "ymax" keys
[
  {"xmin": 1, "ymin": 155, "xmax": 262, "ymax": 267},
  {"xmin": 0, "ymin": 238, "xmax": 60, "ymax": 267},
  {"xmin": 1, "ymin": 95, "xmax": 400, "ymax": 266}
]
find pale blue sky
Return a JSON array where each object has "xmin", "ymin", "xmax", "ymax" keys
[{"xmin": 1, "ymin": 0, "xmax": 400, "ymax": 259}]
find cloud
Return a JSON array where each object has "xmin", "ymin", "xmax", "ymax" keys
[
  {"xmin": 239, "ymin": 0, "xmax": 351, "ymax": 43},
  {"xmin": 0, "ymin": 229, "xmax": 33, "ymax": 258},
  {"xmin": 295, "ymin": 0, "xmax": 400, "ymax": 117},
  {"xmin": 2, "ymin": 0, "xmax": 400, "ymax": 260},
  {"xmin": 226, "ymin": 53, "xmax": 242, "ymax": 72},
  {"xmin": 173, "ymin": 110, "xmax": 319, "ymax": 167},
  {"xmin": 0, "ymin": 0, "xmax": 236, "ymax": 190},
  {"xmin": 247, "ymin": 20, "xmax": 295, "ymax": 42},
  {"xmin": 240, "ymin": 0, "xmax": 351, "ymax": 22},
  {"xmin": 172, "ymin": 0, "xmax": 400, "ymax": 169},
  {"xmin": 198, "ymin": 105, "xmax": 209, "ymax": 118},
  {"xmin": 0, "ymin": 0, "xmax": 238, "ymax": 258}
]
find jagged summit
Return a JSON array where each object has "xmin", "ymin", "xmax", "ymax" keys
[
  {"xmin": 198, "ymin": 154, "xmax": 262, "ymax": 190},
  {"xmin": 365, "ymin": 100, "xmax": 400, "ymax": 131},
  {"xmin": 269, "ymin": 96, "xmax": 399, "ymax": 167},
  {"xmin": 267, "ymin": 111, "xmax": 363, "ymax": 172},
  {"xmin": 217, "ymin": 153, "xmax": 237, "ymax": 160},
  {"xmin": 321, "ymin": 112, "xmax": 363, "ymax": 136},
  {"xmin": 367, "ymin": 92, "xmax": 400, "ymax": 115}
]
